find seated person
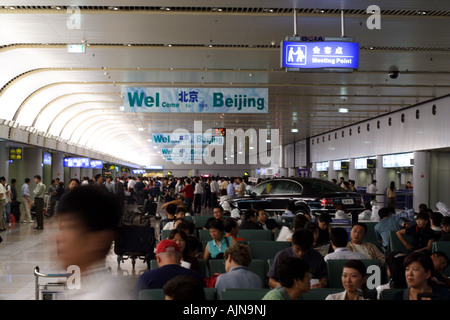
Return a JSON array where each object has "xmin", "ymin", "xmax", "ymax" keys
[
  {"xmin": 324, "ymin": 227, "xmax": 366, "ymax": 262},
  {"xmin": 281, "ymin": 202, "xmax": 295, "ymax": 218},
  {"xmin": 176, "ymin": 221, "xmax": 203, "ymax": 259},
  {"xmin": 396, "ymin": 211, "xmax": 435, "ymax": 253},
  {"xmin": 223, "ymin": 218, "xmax": 246, "ymax": 242},
  {"xmin": 316, "ymin": 212, "xmax": 332, "ymax": 246},
  {"xmin": 239, "ymin": 209, "xmax": 263, "ymax": 230},
  {"xmin": 203, "ymin": 219, "xmax": 237, "ymax": 261},
  {"xmin": 163, "ymin": 207, "xmax": 187, "ymax": 231},
  {"xmin": 203, "ymin": 205, "xmax": 225, "ymax": 229},
  {"xmin": 326, "ymin": 259, "xmax": 368, "ymax": 300},
  {"xmin": 132, "ymin": 239, "xmax": 204, "ymax": 299},
  {"xmin": 267, "ymin": 229, "xmax": 328, "ymax": 289},
  {"xmin": 262, "ymin": 257, "xmax": 311, "ymax": 300},
  {"xmin": 374, "ymin": 207, "xmax": 408, "ymax": 253},
  {"xmin": 168, "ymin": 229, "xmax": 200, "ymax": 273},
  {"xmin": 293, "ymin": 214, "xmax": 309, "ymax": 231},
  {"xmin": 163, "ymin": 275, "xmax": 205, "ymax": 300},
  {"xmin": 347, "ymin": 222, "xmax": 386, "ymax": 265},
  {"xmin": 215, "ymin": 243, "xmax": 262, "ymax": 295},
  {"xmin": 392, "ymin": 252, "xmax": 450, "ymax": 300},
  {"xmin": 430, "ymin": 211, "xmax": 443, "ymax": 238},
  {"xmin": 430, "ymin": 251, "xmax": 450, "ymax": 288},
  {"xmin": 305, "ymin": 222, "xmax": 330, "ymax": 256},
  {"xmin": 439, "ymin": 216, "xmax": 450, "ymax": 241},
  {"xmin": 376, "ymin": 251, "xmax": 407, "ymax": 299},
  {"xmin": 159, "ymin": 203, "xmax": 177, "ymax": 234},
  {"xmin": 256, "ymin": 209, "xmax": 279, "ymax": 232}
]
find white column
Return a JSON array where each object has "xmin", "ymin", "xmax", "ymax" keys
[
  {"xmin": 413, "ymin": 151, "xmax": 430, "ymax": 210},
  {"xmin": 328, "ymin": 160, "xmax": 337, "ymax": 182},
  {"xmin": 348, "ymin": 158, "xmax": 357, "ymax": 183},
  {"xmin": 69, "ymin": 167, "xmax": 81, "ymax": 180},
  {"xmin": 287, "ymin": 168, "xmax": 297, "ymax": 177},
  {"xmin": 51, "ymin": 152, "xmax": 65, "ymax": 182},
  {"xmin": 0, "ymin": 141, "xmax": 9, "ymax": 180},
  {"xmin": 375, "ymin": 155, "xmax": 388, "ymax": 206},
  {"xmin": 80, "ymin": 168, "xmax": 93, "ymax": 180},
  {"xmin": 312, "ymin": 163, "xmax": 320, "ymax": 179}
]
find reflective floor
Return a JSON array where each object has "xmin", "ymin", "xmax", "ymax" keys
[{"xmin": 0, "ymin": 203, "xmax": 212, "ymax": 300}]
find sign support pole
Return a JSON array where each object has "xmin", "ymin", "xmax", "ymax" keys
[
  {"xmin": 341, "ymin": 10, "xmax": 345, "ymax": 37},
  {"xmin": 293, "ymin": 9, "xmax": 298, "ymax": 36}
]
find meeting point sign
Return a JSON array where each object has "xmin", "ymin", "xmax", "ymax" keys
[{"xmin": 123, "ymin": 87, "xmax": 268, "ymax": 114}]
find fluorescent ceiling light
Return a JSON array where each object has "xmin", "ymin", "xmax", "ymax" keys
[
  {"xmin": 338, "ymin": 108, "xmax": 349, "ymax": 113},
  {"xmin": 291, "ymin": 128, "xmax": 298, "ymax": 133}
]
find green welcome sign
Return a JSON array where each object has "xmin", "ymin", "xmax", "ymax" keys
[{"xmin": 124, "ymin": 87, "xmax": 268, "ymax": 114}]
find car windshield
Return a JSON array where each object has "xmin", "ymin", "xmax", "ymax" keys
[{"xmin": 298, "ymin": 179, "xmax": 345, "ymax": 193}]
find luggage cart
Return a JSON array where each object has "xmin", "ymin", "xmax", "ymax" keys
[{"xmin": 34, "ymin": 266, "xmax": 72, "ymax": 300}]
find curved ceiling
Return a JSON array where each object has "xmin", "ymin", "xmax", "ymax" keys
[{"xmin": 0, "ymin": 1, "xmax": 449, "ymax": 167}]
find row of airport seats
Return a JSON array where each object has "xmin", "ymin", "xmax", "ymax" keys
[{"xmin": 139, "ymin": 287, "xmax": 406, "ymax": 300}]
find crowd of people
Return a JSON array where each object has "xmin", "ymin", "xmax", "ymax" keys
[{"xmin": 1, "ymin": 172, "xmax": 449, "ymax": 301}]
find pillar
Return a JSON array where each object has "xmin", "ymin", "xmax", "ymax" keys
[
  {"xmin": 0, "ymin": 141, "xmax": 8, "ymax": 180},
  {"xmin": 51, "ymin": 152, "xmax": 65, "ymax": 182},
  {"xmin": 348, "ymin": 158, "xmax": 357, "ymax": 185},
  {"xmin": 328, "ymin": 160, "xmax": 337, "ymax": 182},
  {"xmin": 375, "ymin": 155, "xmax": 389, "ymax": 206},
  {"xmin": 413, "ymin": 151, "xmax": 430, "ymax": 211}
]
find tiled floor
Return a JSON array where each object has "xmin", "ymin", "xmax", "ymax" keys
[{"xmin": 0, "ymin": 203, "xmax": 213, "ymax": 300}]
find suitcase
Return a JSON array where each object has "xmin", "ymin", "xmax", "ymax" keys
[
  {"xmin": 142, "ymin": 200, "xmax": 158, "ymax": 216},
  {"xmin": 121, "ymin": 210, "xmax": 151, "ymax": 227},
  {"xmin": 114, "ymin": 225, "xmax": 156, "ymax": 269}
]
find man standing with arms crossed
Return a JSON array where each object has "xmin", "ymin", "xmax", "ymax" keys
[{"xmin": 31, "ymin": 175, "xmax": 46, "ymax": 230}]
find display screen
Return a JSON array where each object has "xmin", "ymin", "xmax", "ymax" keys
[
  {"xmin": 63, "ymin": 157, "xmax": 90, "ymax": 168},
  {"xmin": 90, "ymin": 160, "xmax": 103, "ymax": 169}
]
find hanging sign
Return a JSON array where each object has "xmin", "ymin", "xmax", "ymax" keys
[
  {"xmin": 124, "ymin": 88, "xmax": 268, "ymax": 114},
  {"xmin": 281, "ymin": 37, "xmax": 359, "ymax": 71}
]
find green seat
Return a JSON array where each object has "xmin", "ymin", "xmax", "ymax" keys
[
  {"xmin": 150, "ymin": 259, "xmax": 158, "ymax": 270},
  {"xmin": 279, "ymin": 216, "xmax": 294, "ymax": 228},
  {"xmin": 204, "ymin": 288, "xmax": 218, "ymax": 300},
  {"xmin": 139, "ymin": 288, "xmax": 217, "ymax": 300},
  {"xmin": 161, "ymin": 229, "xmax": 171, "ymax": 240},
  {"xmin": 379, "ymin": 288, "xmax": 404, "ymax": 300},
  {"xmin": 198, "ymin": 229, "xmax": 213, "ymax": 241},
  {"xmin": 237, "ymin": 229, "xmax": 273, "ymax": 241},
  {"xmin": 388, "ymin": 230, "xmax": 411, "ymax": 253},
  {"xmin": 300, "ymin": 288, "xmax": 342, "ymax": 300},
  {"xmin": 219, "ymin": 288, "xmax": 270, "ymax": 300},
  {"xmin": 139, "ymin": 289, "xmax": 165, "ymax": 300},
  {"xmin": 326, "ymin": 259, "xmax": 386, "ymax": 289},
  {"xmin": 248, "ymin": 241, "xmax": 291, "ymax": 260},
  {"xmin": 193, "ymin": 215, "xmax": 213, "ymax": 229},
  {"xmin": 363, "ymin": 222, "xmax": 382, "ymax": 251},
  {"xmin": 433, "ymin": 241, "xmax": 450, "ymax": 255},
  {"xmin": 208, "ymin": 259, "xmax": 267, "ymax": 288}
]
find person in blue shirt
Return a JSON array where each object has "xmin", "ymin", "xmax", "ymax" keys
[
  {"xmin": 374, "ymin": 207, "xmax": 408, "ymax": 253},
  {"xmin": 132, "ymin": 239, "xmax": 204, "ymax": 299},
  {"xmin": 204, "ymin": 219, "xmax": 237, "ymax": 261},
  {"xmin": 215, "ymin": 243, "xmax": 262, "ymax": 295}
]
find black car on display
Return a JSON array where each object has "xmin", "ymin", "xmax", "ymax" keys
[{"xmin": 220, "ymin": 178, "xmax": 365, "ymax": 222}]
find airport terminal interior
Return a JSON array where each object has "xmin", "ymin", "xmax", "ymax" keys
[{"xmin": 0, "ymin": 1, "xmax": 449, "ymax": 302}]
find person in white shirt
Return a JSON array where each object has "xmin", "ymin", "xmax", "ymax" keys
[
  {"xmin": 367, "ymin": 180, "xmax": 377, "ymax": 201},
  {"xmin": 56, "ymin": 185, "xmax": 131, "ymax": 300},
  {"xmin": 326, "ymin": 259, "xmax": 368, "ymax": 300},
  {"xmin": 324, "ymin": 227, "xmax": 366, "ymax": 262}
]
